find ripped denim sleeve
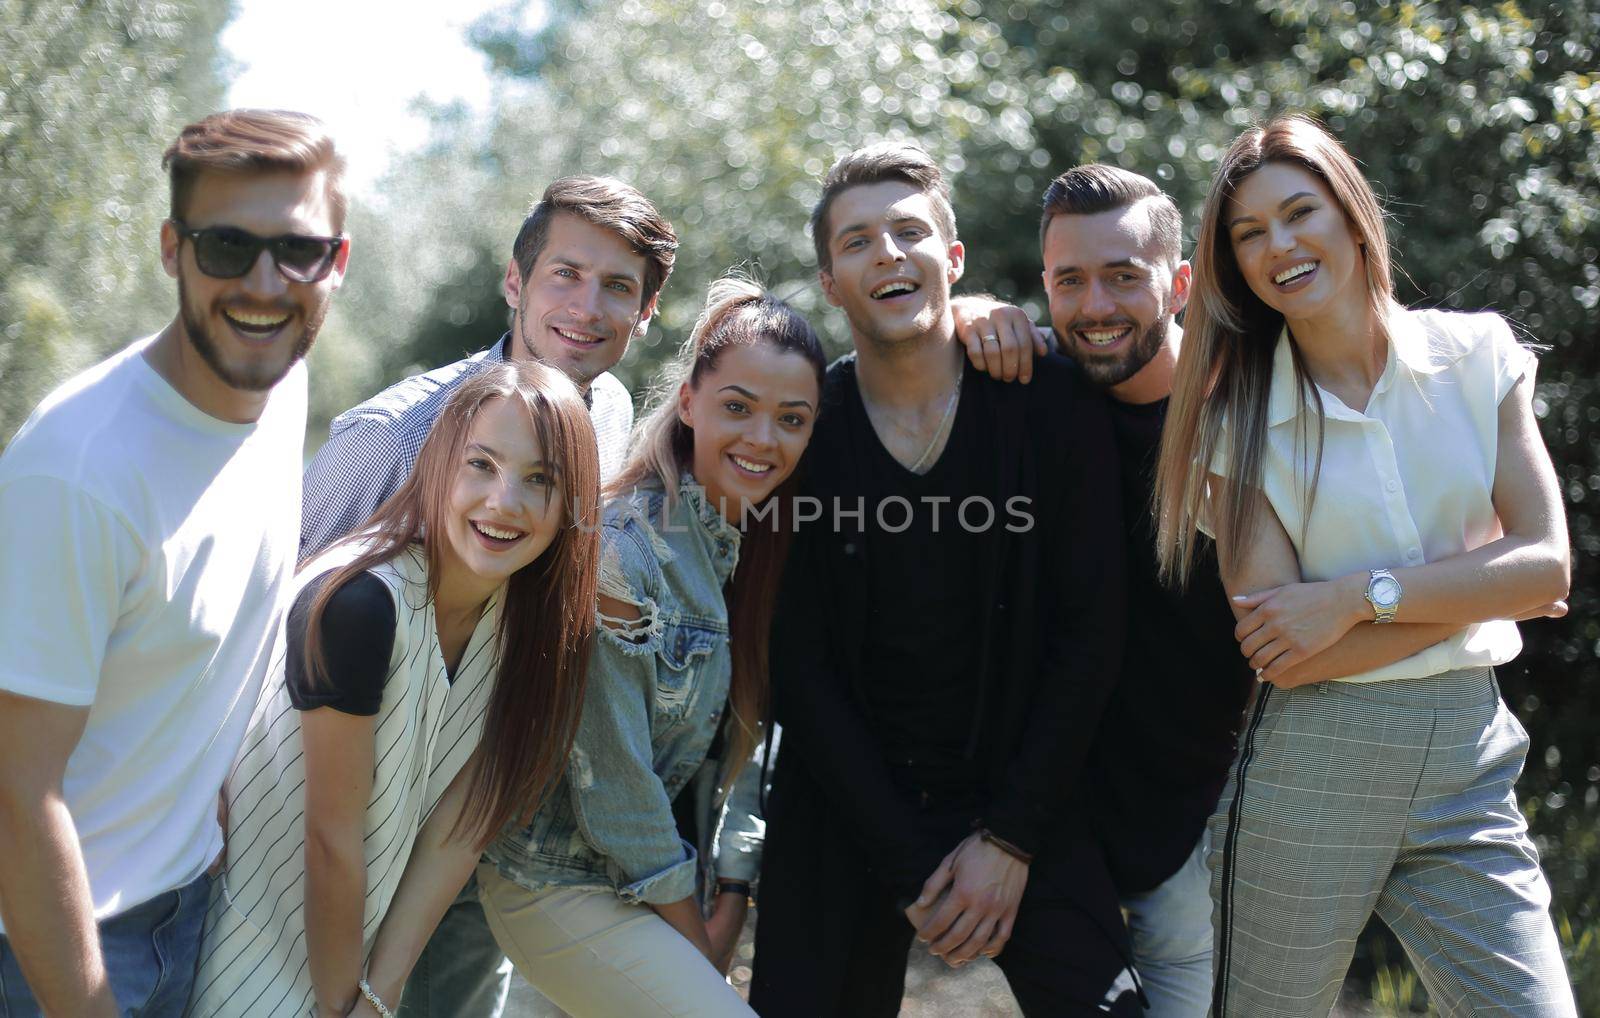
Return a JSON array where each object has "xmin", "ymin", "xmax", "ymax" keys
[
  {"xmin": 565, "ymin": 523, "xmax": 695, "ymax": 905},
  {"xmin": 595, "ymin": 532, "xmax": 665, "ymax": 652}
]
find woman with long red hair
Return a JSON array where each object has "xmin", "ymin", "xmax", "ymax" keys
[{"xmin": 189, "ymin": 359, "xmax": 601, "ymax": 1018}]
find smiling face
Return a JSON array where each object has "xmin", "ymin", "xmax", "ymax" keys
[
  {"xmin": 440, "ymin": 395, "xmax": 567, "ymax": 594},
  {"xmin": 161, "ymin": 167, "xmax": 346, "ymax": 393},
  {"xmin": 1225, "ymin": 162, "xmax": 1368, "ymax": 325},
  {"xmin": 677, "ymin": 341, "xmax": 820, "ymax": 522},
  {"xmin": 504, "ymin": 212, "xmax": 655, "ymax": 389},
  {"xmin": 1043, "ymin": 202, "xmax": 1189, "ymax": 390},
  {"xmin": 819, "ymin": 180, "xmax": 964, "ymax": 351}
]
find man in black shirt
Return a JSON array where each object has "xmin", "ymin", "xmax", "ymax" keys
[
  {"xmin": 750, "ymin": 143, "xmax": 1140, "ymax": 1016},
  {"xmin": 1040, "ymin": 163, "xmax": 1256, "ymax": 1016}
]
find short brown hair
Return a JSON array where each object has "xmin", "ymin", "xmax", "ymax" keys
[
  {"xmin": 810, "ymin": 142, "xmax": 957, "ymax": 273},
  {"xmin": 1039, "ymin": 164, "xmax": 1183, "ymax": 267},
  {"xmin": 163, "ymin": 109, "xmax": 347, "ymax": 231},
  {"xmin": 511, "ymin": 176, "xmax": 679, "ymax": 311}
]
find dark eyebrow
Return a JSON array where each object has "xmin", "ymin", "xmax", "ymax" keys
[
  {"xmin": 468, "ymin": 442, "xmax": 549, "ymax": 471},
  {"xmin": 1227, "ymin": 191, "xmax": 1317, "ymax": 230},
  {"xmin": 833, "ymin": 213, "xmax": 930, "ymax": 243},
  {"xmin": 550, "ymin": 256, "xmax": 641, "ymax": 287},
  {"xmin": 832, "ymin": 221, "xmax": 868, "ymax": 242},
  {"xmin": 719, "ymin": 385, "xmax": 817, "ymax": 413},
  {"xmin": 1052, "ymin": 257, "xmax": 1143, "ymax": 279}
]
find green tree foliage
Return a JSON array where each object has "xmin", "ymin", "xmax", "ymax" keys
[
  {"xmin": 0, "ymin": 0, "xmax": 233, "ymax": 442},
  {"xmin": 3, "ymin": 0, "xmax": 1596, "ymax": 999}
]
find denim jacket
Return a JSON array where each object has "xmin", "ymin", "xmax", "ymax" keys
[{"xmin": 485, "ymin": 474, "xmax": 762, "ymax": 905}]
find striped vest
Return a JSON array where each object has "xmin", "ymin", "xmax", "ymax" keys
[{"xmin": 186, "ymin": 543, "xmax": 498, "ymax": 1016}]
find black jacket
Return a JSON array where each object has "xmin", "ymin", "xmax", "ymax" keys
[{"xmin": 769, "ymin": 352, "xmax": 1126, "ymax": 900}]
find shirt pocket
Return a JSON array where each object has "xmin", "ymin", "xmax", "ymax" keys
[{"xmin": 655, "ymin": 623, "xmax": 722, "ymax": 720}]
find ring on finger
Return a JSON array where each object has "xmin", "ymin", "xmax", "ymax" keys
[{"xmin": 982, "ymin": 333, "xmax": 999, "ymax": 344}]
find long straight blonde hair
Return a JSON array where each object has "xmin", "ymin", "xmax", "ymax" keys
[{"xmin": 1154, "ymin": 113, "xmax": 1395, "ymax": 587}]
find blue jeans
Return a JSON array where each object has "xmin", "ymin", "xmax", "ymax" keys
[
  {"xmin": 398, "ymin": 870, "xmax": 509, "ymax": 1018},
  {"xmin": 1119, "ymin": 832, "xmax": 1213, "ymax": 1018},
  {"xmin": 0, "ymin": 872, "xmax": 211, "ymax": 1018}
]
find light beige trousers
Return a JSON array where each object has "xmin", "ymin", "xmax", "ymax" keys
[{"xmin": 476, "ymin": 863, "xmax": 755, "ymax": 1018}]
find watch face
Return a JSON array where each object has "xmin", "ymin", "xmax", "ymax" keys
[{"xmin": 1372, "ymin": 576, "xmax": 1402, "ymax": 606}]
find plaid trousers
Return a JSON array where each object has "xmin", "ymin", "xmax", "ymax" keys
[{"xmin": 1207, "ymin": 668, "xmax": 1577, "ymax": 1017}]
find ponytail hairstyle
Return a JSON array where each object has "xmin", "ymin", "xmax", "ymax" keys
[
  {"xmin": 609, "ymin": 273, "xmax": 826, "ymax": 790},
  {"xmin": 1154, "ymin": 113, "xmax": 1394, "ymax": 587},
  {"xmin": 302, "ymin": 360, "xmax": 602, "ymax": 846}
]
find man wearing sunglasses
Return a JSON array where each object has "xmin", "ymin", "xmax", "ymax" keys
[{"xmin": 0, "ymin": 109, "xmax": 347, "ymax": 1017}]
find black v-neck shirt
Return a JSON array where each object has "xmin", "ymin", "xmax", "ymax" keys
[{"xmin": 853, "ymin": 368, "xmax": 984, "ymax": 772}]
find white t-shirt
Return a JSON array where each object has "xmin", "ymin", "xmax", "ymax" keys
[
  {"xmin": 1217, "ymin": 307, "xmax": 1532, "ymax": 683},
  {"xmin": 0, "ymin": 336, "xmax": 305, "ymax": 929}
]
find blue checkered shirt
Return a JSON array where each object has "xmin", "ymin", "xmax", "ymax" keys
[{"xmin": 300, "ymin": 335, "xmax": 633, "ymax": 557}]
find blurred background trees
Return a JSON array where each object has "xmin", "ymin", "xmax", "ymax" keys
[
  {"xmin": 0, "ymin": 0, "xmax": 231, "ymax": 438},
  {"xmin": 4, "ymin": 0, "xmax": 1598, "ymax": 1007}
]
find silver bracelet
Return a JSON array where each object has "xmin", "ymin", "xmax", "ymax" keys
[{"xmin": 358, "ymin": 978, "xmax": 395, "ymax": 1018}]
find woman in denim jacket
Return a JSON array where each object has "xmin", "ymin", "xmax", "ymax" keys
[{"xmin": 476, "ymin": 275, "xmax": 825, "ymax": 1017}]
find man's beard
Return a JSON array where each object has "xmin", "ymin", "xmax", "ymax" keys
[
  {"xmin": 178, "ymin": 274, "xmax": 322, "ymax": 392},
  {"xmin": 1067, "ymin": 312, "xmax": 1170, "ymax": 389}
]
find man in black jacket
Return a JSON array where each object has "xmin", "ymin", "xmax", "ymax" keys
[
  {"xmin": 1041, "ymin": 163, "xmax": 1256, "ymax": 1017},
  {"xmin": 749, "ymin": 142, "xmax": 1141, "ymax": 1016}
]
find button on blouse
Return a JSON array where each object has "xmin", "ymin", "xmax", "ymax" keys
[{"xmin": 1218, "ymin": 307, "xmax": 1535, "ymax": 684}]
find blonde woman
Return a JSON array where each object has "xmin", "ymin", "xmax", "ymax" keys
[{"xmin": 1155, "ymin": 114, "xmax": 1576, "ymax": 1016}]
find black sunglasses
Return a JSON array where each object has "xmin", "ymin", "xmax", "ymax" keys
[{"xmin": 171, "ymin": 221, "xmax": 345, "ymax": 283}]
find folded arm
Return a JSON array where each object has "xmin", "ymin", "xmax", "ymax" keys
[
  {"xmin": 1216, "ymin": 484, "xmax": 1464, "ymax": 687},
  {"xmin": 1228, "ymin": 373, "xmax": 1567, "ymax": 683}
]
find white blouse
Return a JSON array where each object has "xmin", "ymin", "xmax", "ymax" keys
[{"xmin": 1223, "ymin": 306, "xmax": 1534, "ymax": 684}]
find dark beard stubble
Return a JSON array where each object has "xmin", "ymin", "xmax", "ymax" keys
[{"xmin": 177, "ymin": 272, "xmax": 323, "ymax": 392}]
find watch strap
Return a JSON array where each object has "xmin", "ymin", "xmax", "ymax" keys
[{"xmin": 1367, "ymin": 568, "xmax": 1400, "ymax": 624}]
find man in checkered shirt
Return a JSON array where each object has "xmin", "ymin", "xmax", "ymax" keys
[
  {"xmin": 297, "ymin": 175, "xmax": 678, "ymax": 1018},
  {"xmin": 300, "ymin": 175, "xmax": 678, "ymax": 559}
]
